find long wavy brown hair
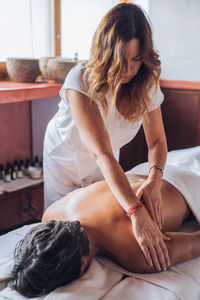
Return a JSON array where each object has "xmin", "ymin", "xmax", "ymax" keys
[{"xmin": 83, "ymin": 3, "xmax": 161, "ymax": 121}]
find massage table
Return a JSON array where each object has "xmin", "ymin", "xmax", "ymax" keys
[{"xmin": 0, "ymin": 146, "xmax": 200, "ymax": 299}]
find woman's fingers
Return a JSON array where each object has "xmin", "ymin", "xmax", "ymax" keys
[
  {"xmin": 131, "ymin": 206, "xmax": 170, "ymax": 272},
  {"xmin": 136, "ymin": 187, "xmax": 143, "ymax": 201},
  {"xmin": 140, "ymin": 244, "xmax": 153, "ymax": 267},
  {"xmin": 148, "ymin": 244, "xmax": 162, "ymax": 271},
  {"xmin": 155, "ymin": 240, "xmax": 168, "ymax": 271},
  {"xmin": 147, "ymin": 237, "xmax": 169, "ymax": 271},
  {"xmin": 154, "ymin": 199, "xmax": 162, "ymax": 230},
  {"xmin": 163, "ymin": 233, "xmax": 171, "ymax": 241},
  {"xmin": 139, "ymin": 234, "xmax": 170, "ymax": 272},
  {"xmin": 160, "ymin": 239, "xmax": 171, "ymax": 268},
  {"xmin": 158, "ymin": 202, "xmax": 163, "ymax": 229}
]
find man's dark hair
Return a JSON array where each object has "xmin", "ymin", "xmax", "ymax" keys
[{"xmin": 9, "ymin": 220, "xmax": 90, "ymax": 298}]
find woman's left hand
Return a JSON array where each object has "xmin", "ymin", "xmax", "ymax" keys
[{"xmin": 136, "ymin": 178, "xmax": 163, "ymax": 230}]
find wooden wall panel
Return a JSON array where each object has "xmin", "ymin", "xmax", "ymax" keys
[
  {"xmin": 0, "ymin": 102, "xmax": 31, "ymax": 166},
  {"xmin": 161, "ymin": 90, "xmax": 200, "ymax": 150},
  {"xmin": 119, "ymin": 89, "xmax": 200, "ymax": 172}
]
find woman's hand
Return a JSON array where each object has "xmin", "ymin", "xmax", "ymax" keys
[
  {"xmin": 136, "ymin": 178, "xmax": 163, "ymax": 230},
  {"xmin": 131, "ymin": 206, "xmax": 171, "ymax": 271}
]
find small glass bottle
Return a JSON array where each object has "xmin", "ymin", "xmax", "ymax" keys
[
  {"xmin": 11, "ymin": 165, "xmax": 17, "ymax": 180},
  {"xmin": 6, "ymin": 163, "xmax": 11, "ymax": 173},
  {"xmin": 4, "ymin": 167, "xmax": 11, "ymax": 182},
  {"xmin": 0, "ymin": 164, "xmax": 5, "ymax": 180},
  {"xmin": 14, "ymin": 160, "xmax": 18, "ymax": 172},
  {"xmin": 17, "ymin": 164, "xmax": 23, "ymax": 179},
  {"xmin": 24, "ymin": 158, "xmax": 30, "ymax": 176},
  {"xmin": 20, "ymin": 160, "xmax": 25, "ymax": 172},
  {"xmin": 34, "ymin": 156, "xmax": 40, "ymax": 168}
]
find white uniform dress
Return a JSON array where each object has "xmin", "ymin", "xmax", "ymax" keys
[{"xmin": 43, "ymin": 62, "xmax": 164, "ymax": 208}]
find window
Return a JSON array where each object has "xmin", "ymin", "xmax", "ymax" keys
[
  {"xmin": 0, "ymin": 0, "xmax": 53, "ymax": 61},
  {"xmin": 0, "ymin": 0, "xmax": 149, "ymax": 62},
  {"xmin": 61, "ymin": 0, "xmax": 119, "ymax": 60}
]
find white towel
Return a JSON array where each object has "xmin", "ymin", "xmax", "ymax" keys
[{"xmin": 166, "ymin": 146, "xmax": 200, "ymax": 176}]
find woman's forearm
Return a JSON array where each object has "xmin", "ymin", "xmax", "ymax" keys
[
  {"xmin": 147, "ymin": 140, "xmax": 167, "ymax": 181},
  {"xmin": 96, "ymin": 153, "xmax": 139, "ymax": 211}
]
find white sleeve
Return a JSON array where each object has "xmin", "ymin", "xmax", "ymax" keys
[
  {"xmin": 148, "ymin": 83, "xmax": 164, "ymax": 112},
  {"xmin": 59, "ymin": 62, "xmax": 89, "ymax": 102}
]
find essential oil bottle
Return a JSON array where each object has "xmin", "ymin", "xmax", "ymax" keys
[
  {"xmin": 24, "ymin": 158, "xmax": 30, "ymax": 176},
  {"xmin": 4, "ymin": 167, "xmax": 11, "ymax": 182},
  {"xmin": 11, "ymin": 165, "xmax": 17, "ymax": 180},
  {"xmin": 6, "ymin": 163, "xmax": 11, "ymax": 173},
  {"xmin": 14, "ymin": 160, "xmax": 18, "ymax": 172},
  {"xmin": 20, "ymin": 160, "xmax": 25, "ymax": 172},
  {"xmin": 0, "ymin": 164, "xmax": 5, "ymax": 180},
  {"xmin": 34, "ymin": 156, "xmax": 40, "ymax": 168},
  {"xmin": 17, "ymin": 164, "xmax": 23, "ymax": 179}
]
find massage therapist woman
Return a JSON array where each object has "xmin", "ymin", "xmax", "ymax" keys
[{"xmin": 43, "ymin": 3, "xmax": 169, "ymax": 271}]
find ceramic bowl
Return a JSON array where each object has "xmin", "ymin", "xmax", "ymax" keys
[
  {"xmin": 47, "ymin": 58, "xmax": 77, "ymax": 83},
  {"xmin": 39, "ymin": 56, "xmax": 55, "ymax": 80},
  {"xmin": 6, "ymin": 57, "xmax": 40, "ymax": 82},
  {"xmin": 28, "ymin": 166, "xmax": 42, "ymax": 179}
]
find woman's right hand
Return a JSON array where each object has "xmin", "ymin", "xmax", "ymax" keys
[{"xmin": 131, "ymin": 205, "xmax": 171, "ymax": 271}]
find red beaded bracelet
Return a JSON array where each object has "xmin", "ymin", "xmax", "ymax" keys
[{"xmin": 126, "ymin": 203, "xmax": 144, "ymax": 218}]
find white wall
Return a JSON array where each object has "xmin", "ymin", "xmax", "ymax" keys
[
  {"xmin": 149, "ymin": 0, "xmax": 200, "ymax": 81},
  {"xmin": 31, "ymin": 97, "xmax": 60, "ymax": 161}
]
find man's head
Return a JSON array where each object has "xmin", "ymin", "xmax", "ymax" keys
[{"xmin": 10, "ymin": 220, "xmax": 90, "ymax": 298}]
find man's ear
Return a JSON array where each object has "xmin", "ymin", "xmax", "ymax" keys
[{"xmin": 80, "ymin": 256, "xmax": 89, "ymax": 275}]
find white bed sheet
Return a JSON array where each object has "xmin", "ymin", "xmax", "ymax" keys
[
  {"xmin": 0, "ymin": 146, "xmax": 200, "ymax": 299},
  {"xmin": 0, "ymin": 221, "xmax": 200, "ymax": 300}
]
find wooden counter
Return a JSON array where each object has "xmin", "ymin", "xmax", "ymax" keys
[{"xmin": 0, "ymin": 81, "xmax": 62, "ymax": 104}]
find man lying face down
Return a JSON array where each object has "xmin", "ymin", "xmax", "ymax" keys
[{"xmin": 9, "ymin": 171, "xmax": 200, "ymax": 298}]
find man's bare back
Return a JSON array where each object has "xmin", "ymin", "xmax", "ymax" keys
[{"xmin": 43, "ymin": 174, "xmax": 191, "ymax": 273}]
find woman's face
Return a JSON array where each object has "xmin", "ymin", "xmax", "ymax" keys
[{"xmin": 121, "ymin": 38, "xmax": 143, "ymax": 84}]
